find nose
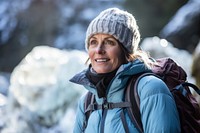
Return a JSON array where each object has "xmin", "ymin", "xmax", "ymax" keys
[{"xmin": 95, "ymin": 45, "xmax": 105, "ymax": 54}]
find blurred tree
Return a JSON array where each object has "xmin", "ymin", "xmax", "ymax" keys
[
  {"xmin": 124, "ymin": 0, "xmax": 187, "ymax": 40},
  {"xmin": 0, "ymin": 0, "xmax": 60, "ymax": 72},
  {"xmin": 160, "ymin": 0, "xmax": 200, "ymax": 53},
  {"xmin": 0, "ymin": 0, "xmax": 189, "ymax": 72},
  {"xmin": 192, "ymin": 42, "xmax": 200, "ymax": 88},
  {"xmin": 0, "ymin": 0, "xmax": 122, "ymax": 73},
  {"xmin": 191, "ymin": 41, "xmax": 200, "ymax": 106}
]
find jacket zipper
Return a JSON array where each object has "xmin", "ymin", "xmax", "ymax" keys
[
  {"xmin": 100, "ymin": 97, "xmax": 108, "ymax": 133},
  {"xmin": 99, "ymin": 72, "xmax": 127, "ymax": 133}
]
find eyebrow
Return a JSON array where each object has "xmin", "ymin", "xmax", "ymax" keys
[{"xmin": 90, "ymin": 36, "xmax": 116, "ymax": 41}]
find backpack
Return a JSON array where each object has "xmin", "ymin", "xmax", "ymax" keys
[{"xmin": 83, "ymin": 57, "xmax": 200, "ymax": 133}]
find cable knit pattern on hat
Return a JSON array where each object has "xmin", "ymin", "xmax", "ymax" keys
[{"xmin": 85, "ymin": 8, "xmax": 140, "ymax": 54}]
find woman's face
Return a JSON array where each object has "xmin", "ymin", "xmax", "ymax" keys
[{"xmin": 88, "ymin": 34, "xmax": 125, "ymax": 74}]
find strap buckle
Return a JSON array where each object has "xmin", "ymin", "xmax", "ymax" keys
[
  {"xmin": 102, "ymin": 102, "xmax": 113, "ymax": 109},
  {"xmin": 91, "ymin": 103, "xmax": 98, "ymax": 110}
]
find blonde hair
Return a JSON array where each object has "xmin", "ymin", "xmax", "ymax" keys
[
  {"xmin": 128, "ymin": 50, "xmax": 155, "ymax": 69},
  {"xmin": 118, "ymin": 41, "xmax": 156, "ymax": 69}
]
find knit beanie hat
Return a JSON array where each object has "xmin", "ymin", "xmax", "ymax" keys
[{"xmin": 85, "ymin": 7, "xmax": 140, "ymax": 54}]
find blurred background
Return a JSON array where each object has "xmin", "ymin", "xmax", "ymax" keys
[
  {"xmin": 0, "ymin": 0, "xmax": 200, "ymax": 132},
  {"xmin": 1, "ymin": 0, "xmax": 198, "ymax": 73}
]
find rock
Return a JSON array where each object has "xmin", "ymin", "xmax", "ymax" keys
[{"xmin": 1, "ymin": 46, "xmax": 87, "ymax": 133}]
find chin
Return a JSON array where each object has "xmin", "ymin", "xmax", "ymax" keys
[
  {"xmin": 96, "ymin": 70, "xmax": 112, "ymax": 74},
  {"xmin": 94, "ymin": 66, "xmax": 114, "ymax": 74}
]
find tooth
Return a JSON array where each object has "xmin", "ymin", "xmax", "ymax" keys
[{"xmin": 96, "ymin": 59, "xmax": 107, "ymax": 62}]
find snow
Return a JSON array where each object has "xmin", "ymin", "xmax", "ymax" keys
[
  {"xmin": 1, "ymin": 46, "xmax": 87, "ymax": 133},
  {"xmin": 141, "ymin": 36, "xmax": 193, "ymax": 82}
]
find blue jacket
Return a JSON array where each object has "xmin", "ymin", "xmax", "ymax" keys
[{"xmin": 70, "ymin": 60, "xmax": 181, "ymax": 133}]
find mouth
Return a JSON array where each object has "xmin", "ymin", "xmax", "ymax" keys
[{"xmin": 95, "ymin": 58, "xmax": 110, "ymax": 62}]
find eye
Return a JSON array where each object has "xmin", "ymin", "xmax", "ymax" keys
[
  {"xmin": 104, "ymin": 39, "xmax": 116, "ymax": 46},
  {"xmin": 89, "ymin": 39, "xmax": 98, "ymax": 46}
]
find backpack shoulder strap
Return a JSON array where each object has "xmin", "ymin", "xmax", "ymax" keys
[
  {"xmin": 83, "ymin": 91, "xmax": 132, "ymax": 131},
  {"xmin": 83, "ymin": 91, "xmax": 95, "ymax": 131},
  {"xmin": 126, "ymin": 72, "xmax": 157, "ymax": 133},
  {"xmin": 181, "ymin": 82, "xmax": 200, "ymax": 95}
]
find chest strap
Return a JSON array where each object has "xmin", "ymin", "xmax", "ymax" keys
[{"xmin": 85, "ymin": 102, "xmax": 132, "ymax": 113}]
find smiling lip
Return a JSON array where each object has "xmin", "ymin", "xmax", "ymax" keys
[{"xmin": 95, "ymin": 58, "xmax": 110, "ymax": 62}]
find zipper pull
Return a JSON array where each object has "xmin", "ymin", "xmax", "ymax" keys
[{"xmin": 103, "ymin": 97, "xmax": 107, "ymax": 104}]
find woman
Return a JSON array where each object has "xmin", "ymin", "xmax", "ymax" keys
[{"xmin": 70, "ymin": 8, "xmax": 180, "ymax": 133}]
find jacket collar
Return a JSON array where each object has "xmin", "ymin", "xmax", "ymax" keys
[{"xmin": 69, "ymin": 59, "xmax": 151, "ymax": 91}]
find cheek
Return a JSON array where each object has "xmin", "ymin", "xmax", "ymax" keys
[
  {"xmin": 112, "ymin": 49, "xmax": 124, "ymax": 63},
  {"xmin": 88, "ymin": 50, "xmax": 93, "ymax": 59}
]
